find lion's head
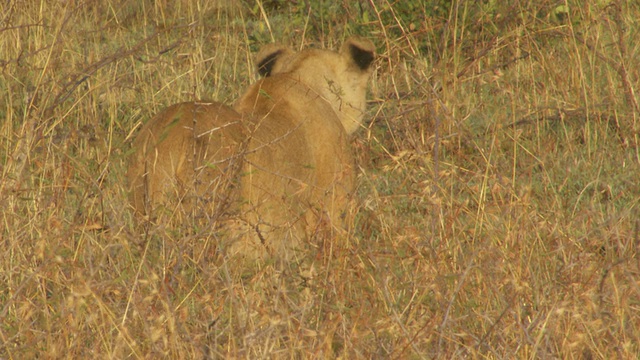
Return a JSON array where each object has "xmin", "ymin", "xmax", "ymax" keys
[{"xmin": 252, "ymin": 37, "xmax": 375, "ymax": 135}]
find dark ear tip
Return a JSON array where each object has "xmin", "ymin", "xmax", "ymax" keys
[
  {"xmin": 344, "ymin": 37, "xmax": 375, "ymax": 71},
  {"xmin": 255, "ymin": 44, "xmax": 291, "ymax": 77},
  {"xmin": 257, "ymin": 50, "xmax": 283, "ymax": 77},
  {"xmin": 349, "ymin": 44, "xmax": 375, "ymax": 70}
]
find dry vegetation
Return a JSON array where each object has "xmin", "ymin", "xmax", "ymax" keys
[{"xmin": 1, "ymin": 0, "xmax": 639, "ymax": 358}]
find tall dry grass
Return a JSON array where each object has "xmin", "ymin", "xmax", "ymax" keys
[{"xmin": 1, "ymin": 0, "xmax": 639, "ymax": 358}]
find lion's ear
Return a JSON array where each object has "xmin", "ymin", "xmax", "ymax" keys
[
  {"xmin": 342, "ymin": 37, "xmax": 375, "ymax": 71},
  {"xmin": 256, "ymin": 44, "xmax": 293, "ymax": 77}
]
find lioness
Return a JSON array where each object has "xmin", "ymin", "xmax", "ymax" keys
[{"xmin": 127, "ymin": 37, "xmax": 375, "ymax": 260}]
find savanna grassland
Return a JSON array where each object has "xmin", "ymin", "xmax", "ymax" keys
[{"xmin": 1, "ymin": 0, "xmax": 639, "ymax": 358}]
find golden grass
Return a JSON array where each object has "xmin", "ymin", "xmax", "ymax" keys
[{"xmin": 1, "ymin": 0, "xmax": 639, "ymax": 358}]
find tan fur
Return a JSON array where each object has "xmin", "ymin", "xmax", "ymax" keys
[
  {"xmin": 127, "ymin": 37, "xmax": 375, "ymax": 261},
  {"xmin": 127, "ymin": 102, "xmax": 246, "ymax": 222}
]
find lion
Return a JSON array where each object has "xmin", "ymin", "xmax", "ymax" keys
[
  {"xmin": 127, "ymin": 101, "xmax": 246, "ymax": 223},
  {"xmin": 127, "ymin": 36, "xmax": 375, "ymax": 261}
]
